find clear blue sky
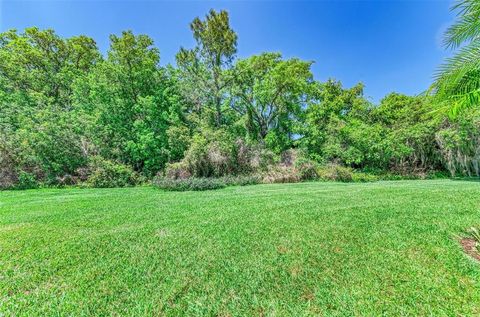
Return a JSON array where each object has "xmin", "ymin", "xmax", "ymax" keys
[{"xmin": 1, "ymin": 0, "xmax": 455, "ymax": 103}]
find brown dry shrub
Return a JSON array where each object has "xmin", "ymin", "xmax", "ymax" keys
[
  {"xmin": 164, "ymin": 162, "xmax": 192, "ymax": 180},
  {"xmin": 262, "ymin": 166, "xmax": 302, "ymax": 184}
]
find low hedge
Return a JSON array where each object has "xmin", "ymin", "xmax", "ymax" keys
[{"xmin": 153, "ymin": 177, "xmax": 226, "ymax": 191}]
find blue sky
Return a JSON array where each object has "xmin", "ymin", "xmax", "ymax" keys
[{"xmin": 1, "ymin": 0, "xmax": 454, "ymax": 103}]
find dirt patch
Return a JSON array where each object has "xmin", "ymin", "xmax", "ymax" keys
[{"xmin": 460, "ymin": 238, "xmax": 480, "ymax": 262}]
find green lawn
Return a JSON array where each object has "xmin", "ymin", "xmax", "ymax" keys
[{"xmin": 1, "ymin": 180, "xmax": 479, "ymax": 316}]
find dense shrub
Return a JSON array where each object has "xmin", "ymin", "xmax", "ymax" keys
[
  {"xmin": 259, "ymin": 150, "xmax": 319, "ymax": 183},
  {"xmin": 16, "ymin": 171, "xmax": 39, "ymax": 190},
  {"xmin": 164, "ymin": 162, "xmax": 192, "ymax": 179},
  {"xmin": 182, "ymin": 130, "xmax": 236, "ymax": 177},
  {"xmin": 262, "ymin": 166, "xmax": 302, "ymax": 184},
  {"xmin": 435, "ymin": 110, "xmax": 480, "ymax": 177},
  {"xmin": 294, "ymin": 158, "xmax": 319, "ymax": 180},
  {"xmin": 154, "ymin": 174, "xmax": 261, "ymax": 191},
  {"xmin": 351, "ymin": 172, "xmax": 379, "ymax": 182},
  {"xmin": 86, "ymin": 157, "xmax": 139, "ymax": 188},
  {"xmin": 235, "ymin": 139, "xmax": 277, "ymax": 173},
  {"xmin": 317, "ymin": 164, "xmax": 354, "ymax": 182},
  {"xmin": 154, "ymin": 177, "xmax": 226, "ymax": 191},
  {"xmin": 176, "ymin": 130, "xmax": 279, "ymax": 178},
  {"xmin": 167, "ymin": 125, "xmax": 191, "ymax": 162}
]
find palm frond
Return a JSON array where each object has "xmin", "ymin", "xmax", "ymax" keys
[
  {"xmin": 435, "ymin": 40, "xmax": 480, "ymax": 79},
  {"xmin": 433, "ymin": 0, "xmax": 480, "ymax": 117},
  {"xmin": 444, "ymin": 0, "xmax": 480, "ymax": 48}
]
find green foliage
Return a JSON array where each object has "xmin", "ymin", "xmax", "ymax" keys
[
  {"xmin": 1, "ymin": 7, "xmax": 479, "ymax": 189},
  {"xmin": 435, "ymin": 108, "xmax": 480, "ymax": 176},
  {"xmin": 176, "ymin": 9, "xmax": 237, "ymax": 127},
  {"xmin": 294, "ymin": 157, "xmax": 320, "ymax": 181},
  {"xmin": 302, "ymin": 81, "xmax": 371, "ymax": 163},
  {"xmin": 16, "ymin": 171, "xmax": 39, "ymax": 190},
  {"xmin": 182, "ymin": 129, "xmax": 238, "ymax": 177},
  {"xmin": 164, "ymin": 161, "xmax": 192, "ymax": 180},
  {"xmin": 317, "ymin": 164, "xmax": 354, "ymax": 182},
  {"xmin": 0, "ymin": 135, "xmax": 21, "ymax": 189},
  {"xmin": 166, "ymin": 125, "xmax": 191, "ymax": 162},
  {"xmin": 231, "ymin": 52, "xmax": 313, "ymax": 151},
  {"xmin": 433, "ymin": 0, "xmax": 480, "ymax": 116},
  {"xmin": 0, "ymin": 28, "xmax": 99, "ymax": 182},
  {"xmin": 155, "ymin": 173, "xmax": 260, "ymax": 191},
  {"xmin": 262, "ymin": 166, "xmax": 303, "ymax": 184},
  {"xmin": 86, "ymin": 157, "xmax": 139, "ymax": 188},
  {"xmin": 468, "ymin": 227, "xmax": 480, "ymax": 247},
  {"xmin": 351, "ymin": 172, "xmax": 379, "ymax": 182},
  {"xmin": 79, "ymin": 31, "xmax": 172, "ymax": 176},
  {"xmin": 176, "ymin": 129, "xmax": 278, "ymax": 178}
]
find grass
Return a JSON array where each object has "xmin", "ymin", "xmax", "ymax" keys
[{"xmin": 1, "ymin": 180, "xmax": 480, "ymax": 316}]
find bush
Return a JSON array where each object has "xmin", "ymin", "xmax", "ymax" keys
[
  {"xmin": 376, "ymin": 172, "xmax": 419, "ymax": 181},
  {"xmin": 317, "ymin": 164, "xmax": 354, "ymax": 182},
  {"xmin": 182, "ymin": 130, "xmax": 236, "ymax": 177},
  {"xmin": 16, "ymin": 171, "xmax": 39, "ymax": 190},
  {"xmin": 164, "ymin": 162, "xmax": 191, "ymax": 180},
  {"xmin": 154, "ymin": 177, "xmax": 226, "ymax": 191},
  {"xmin": 55, "ymin": 174, "xmax": 78, "ymax": 187},
  {"xmin": 86, "ymin": 157, "xmax": 139, "ymax": 188},
  {"xmin": 235, "ymin": 139, "xmax": 277, "ymax": 173},
  {"xmin": 294, "ymin": 157, "xmax": 319, "ymax": 180},
  {"xmin": 176, "ymin": 130, "xmax": 279, "ymax": 178},
  {"xmin": 257, "ymin": 150, "xmax": 320, "ymax": 184},
  {"xmin": 351, "ymin": 172, "xmax": 378, "ymax": 182},
  {"xmin": 426, "ymin": 171, "xmax": 450, "ymax": 179},
  {"xmin": 262, "ymin": 166, "xmax": 302, "ymax": 184}
]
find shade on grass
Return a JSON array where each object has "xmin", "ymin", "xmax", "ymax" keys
[{"xmin": 1, "ymin": 180, "xmax": 479, "ymax": 316}]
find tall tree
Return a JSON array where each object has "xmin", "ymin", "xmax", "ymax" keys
[
  {"xmin": 78, "ymin": 31, "xmax": 172, "ymax": 175},
  {"xmin": 0, "ymin": 28, "xmax": 100, "ymax": 179},
  {"xmin": 176, "ymin": 9, "xmax": 238, "ymax": 127},
  {"xmin": 301, "ymin": 80, "xmax": 367, "ymax": 160},
  {"xmin": 230, "ymin": 53, "xmax": 313, "ymax": 151},
  {"xmin": 0, "ymin": 28, "xmax": 99, "ymax": 112}
]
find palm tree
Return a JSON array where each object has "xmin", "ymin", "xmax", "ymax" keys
[{"xmin": 433, "ymin": 0, "xmax": 480, "ymax": 117}]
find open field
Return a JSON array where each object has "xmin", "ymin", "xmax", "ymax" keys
[{"xmin": 1, "ymin": 180, "xmax": 480, "ymax": 316}]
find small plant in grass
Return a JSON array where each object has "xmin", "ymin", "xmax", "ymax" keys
[{"xmin": 468, "ymin": 227, "xmax": 480, "ymax": 250}]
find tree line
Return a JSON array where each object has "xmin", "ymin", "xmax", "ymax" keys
[{"xmin": 1, "ymin": 2, "xmax": 479, "ymax": 189}]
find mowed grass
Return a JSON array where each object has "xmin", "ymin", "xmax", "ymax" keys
[{"xmin": 1, "ymin": 180, "xmax": 480, "ymax": 316}]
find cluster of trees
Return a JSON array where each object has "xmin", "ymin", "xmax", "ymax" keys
[{"xmin": 1, "ymin": 2, "xmax": 479, "ymax": 188}]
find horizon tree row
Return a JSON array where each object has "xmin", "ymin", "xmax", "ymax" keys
[{"xmin": 1, "ymin": 5, "xmax": 479, "ymax": 188}]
